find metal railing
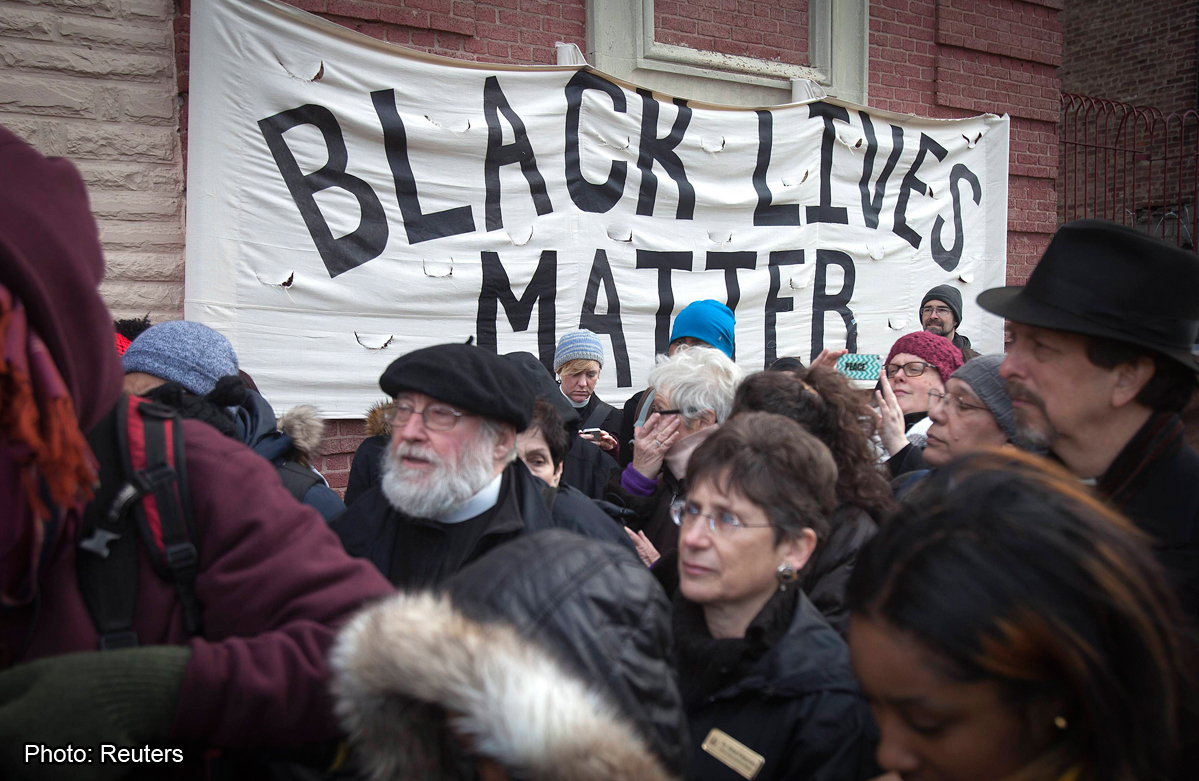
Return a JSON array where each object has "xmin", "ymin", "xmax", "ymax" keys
[{"xmin": 1060, "ymin": 93, "xmax": 1199, "ymax": 250}]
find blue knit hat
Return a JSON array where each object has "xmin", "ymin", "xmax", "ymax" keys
[
  {"xmin": 554, "ymin": 329, "xmax": 604, "ymax": 372},
  {"xmin": 670, "ymin": 300, "xmax": 735, "ymax": 358},
  {"xmin": 122, "ymin": 321, "xmax": 239, "ymax": 396}
]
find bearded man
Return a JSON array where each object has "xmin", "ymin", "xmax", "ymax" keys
[
  {"xmin": 331, "ymin": 343, "xmax": 632, "ymax": 588},
  {"xmin": 978, "ymin": 219, "xmax": 1199, "ymax": 618},
  {"xmin": 919, "ymin": 284, "xmax": 977, "ymax": 359}
]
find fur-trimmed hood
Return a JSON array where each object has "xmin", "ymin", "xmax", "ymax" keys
[
  {"xmin": 331, "ymin": 591, "xmax": 678, "ymax": 781},
  {"xmin": 365, "ymin": 398, "xmax": 394, "ymax": 439},
  {"xmin": 277, "ymin": 404, "xmax": 325, "ymax": 465}
]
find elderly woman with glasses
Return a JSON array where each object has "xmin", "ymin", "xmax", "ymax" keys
[
  {"xmin": 609, "ymin": 346, "xmax": 743, "ymax": 561},
  {"xmin": 671, "ymin": 411, "xmax": 880, "ymax": 781},
  {"xmin": 885, "ymin": 355, "xmax": 1035, "ymax": 493},
  {"xmin": 874, "ymin": 331, "xmax": 964, "ymax": 463}
]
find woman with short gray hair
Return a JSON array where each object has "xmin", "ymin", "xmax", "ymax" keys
[{"xmin": 609, "ymin": 346, "xmax": 743, "ymax": 561}]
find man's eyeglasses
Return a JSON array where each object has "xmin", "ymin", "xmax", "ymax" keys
[
  {"xmin": 927, "ymin": 389, "xmax": 989, "ymax": 415},
  {"xmin": 921, "ymin": 305, "xmax": 954, "ymax": 318},
  {"xmin": 651, "ymin": 407, "xmax": 684, "ymax": 417},
  {"xmin": 885, "ymin": 361, "xmax": 933, "ymax": 379},
  {"xmin": 670, "ymin": 500, "xmax": 773, "ymax": 536},
  {"xmin": 391, "ymin": 400, "xmax": 473, "ymax": 431}
]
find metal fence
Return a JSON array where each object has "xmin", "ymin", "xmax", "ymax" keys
[{"xmin": 1060, "ymin": 93, "xmax": 1199, "ymax": 250}]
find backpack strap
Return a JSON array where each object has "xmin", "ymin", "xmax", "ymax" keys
[
  {"xmin": 276, "ymin": 461, "xmax": 322, "ymax": 503},
  {"xmin": 77, "ymin": 399, "xmax": 143, "ymax": 650},
  {"xmin": 582, "ymin": 399, "xmax": 615, "ymax": 432},
  {"xmin": 124, "ymin": 395, "xmax": 203, "ymax": 637},
  {"xmin": 76, "ymin": 396, "xmax": 203, "ymax": 648}
]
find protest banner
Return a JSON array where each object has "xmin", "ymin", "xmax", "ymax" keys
[{"xmin": 187, "ymin": 0, "xmax": 1009, "ymax": 416}]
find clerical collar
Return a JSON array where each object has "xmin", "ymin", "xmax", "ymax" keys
[
  {"xmin": 561, "ymin": 387, "xmax": 590, "ymax": 408},
  {"xmin": 437, "ymin": 472, "xmax": 503, "ymax": 524}
]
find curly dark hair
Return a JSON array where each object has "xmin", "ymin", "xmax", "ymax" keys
[{"xmin": 731, "ymin": 366, "xmax": 896, "ymax": 522}]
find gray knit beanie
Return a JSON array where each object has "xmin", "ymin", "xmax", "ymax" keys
[
  {"xmin": 949, "ymin": 354, "xmax": 1016, "ymax": 441},
  {"xmin": 553, "ymin": 329, "xmax": 604, "ymax": 372},
  {"xmin": 122, "ymin": 321, "xmax": 239, "ymax": 396}
]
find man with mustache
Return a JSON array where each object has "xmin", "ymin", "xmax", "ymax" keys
[
  {"xmin": 919, "ymin": 284, "xmax": 978, "ymax": 359},
  {"xmin": 978, "ymin": 219, "xmax": 1199, "ymax": 617},
  {"xmin": 331, "ymin": 343, "xmax": 632, "ymax": 588}
]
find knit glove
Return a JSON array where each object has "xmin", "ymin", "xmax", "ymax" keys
[{"xmin": 0, "ymin": 646, "xmax": 191, "ymax": 781}]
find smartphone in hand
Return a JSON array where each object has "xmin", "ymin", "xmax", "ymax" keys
[{"xmin": 579, "ymin": 428, "xmax": 604, "ymax": 440}]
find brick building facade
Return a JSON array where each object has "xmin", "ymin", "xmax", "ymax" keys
[
  {"xmin": 0, "ymin": 0, "xmax": 1064, "ymax": 493},
  {"xmin": 1060, "ymin": 0, "xmax": 1198, "ymax": 114}
]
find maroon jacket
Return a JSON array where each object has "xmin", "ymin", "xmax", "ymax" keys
[
  {"xmin": 0, "ymin": 124, "xmax": 394, "ymax": 752},
  {"xmin": 0, "ymin": 419, "xmax": 393, "ymax": 744}
]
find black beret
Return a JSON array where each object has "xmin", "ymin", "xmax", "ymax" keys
[{"xmin": 379, "ymin": 343, "xmax": 534, "ymax": 431}]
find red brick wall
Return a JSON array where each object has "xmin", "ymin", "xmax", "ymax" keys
[
  {"xmin": 1059, "ymin": 0, "xmax": 1198, "ymax": 114},
  {"xmin": 654, "ymin": 0, "xmax": 808, "ymax": 66},
  {"xmin": 868, "ymin": 0, "xmax": 1063, "ymax": 286},
  {"xmin": 174, "ymin": 0, "xmax": 584, "ymax": 162}
]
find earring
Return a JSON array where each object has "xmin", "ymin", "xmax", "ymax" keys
[
  {"xmin": 1053, "ymin": 716, "xmax": 1067, "ymax": 730},
  {"xmin": 776, "ymin": 563, "xmax": 799, "ymax": 592}
]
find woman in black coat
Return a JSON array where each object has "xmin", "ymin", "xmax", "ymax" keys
[{"xmin": 672, "ymin": 413, "xmax": 880, "ymax": 781}]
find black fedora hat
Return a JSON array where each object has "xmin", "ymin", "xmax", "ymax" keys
[{"xmin": 977, "ymin": 219, "xmax": 1199, "ymax": 372}]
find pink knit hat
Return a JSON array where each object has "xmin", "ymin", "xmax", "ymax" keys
[{"xmin": 885, "ymin": 331, "xmax": 963, "ymax": 383}]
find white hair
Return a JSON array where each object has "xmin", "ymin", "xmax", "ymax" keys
[
  {"xmin": 647, "ymin": 346, "xmax": 743, "ymax": 424},
  {"xmin": 481, "ymin": 418, "xmax": 519, "ymax": 466}
]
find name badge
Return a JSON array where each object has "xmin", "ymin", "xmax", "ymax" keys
[{"xmin": 701, "ymin": 728, "xmax": 765, "ymax": 780}]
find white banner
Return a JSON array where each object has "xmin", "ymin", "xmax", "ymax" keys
[{"xmin": 186, "ymin": 0, "xmax": 1009, "ymax": 417}]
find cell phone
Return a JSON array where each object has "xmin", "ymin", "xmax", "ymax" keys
[
  {"xmin": 834, "ymin": 353, "xmax": 883, "ymax": 381},
  {"xmin": 579, "ymin": 428, "xmax": 604, "ymax": 439}
]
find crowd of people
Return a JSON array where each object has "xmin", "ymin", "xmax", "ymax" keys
[{"xmin": 2, "ymin": 127, "xmax": 1198, "ymax": 781}]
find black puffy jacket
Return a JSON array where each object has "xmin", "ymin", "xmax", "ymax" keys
[
  {"xmin": 682, "ymin": 593, "xmax": 880, "ymax": 781},
  {"xmin": 802, "ymin": 504, "xmax": 879, "ymax": 638},
  {"xmin": 444, "ymin": 529, "xmax": 690, "ymax": 777}
]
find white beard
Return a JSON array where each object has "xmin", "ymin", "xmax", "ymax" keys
[{"xmin": 381, "ymin": 434, "xmax": 497, "ymax": 520}]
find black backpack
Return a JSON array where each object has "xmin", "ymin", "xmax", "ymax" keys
[{"xmin": 75, "ymin": 395, "xmax": 203, "ymax": 649}]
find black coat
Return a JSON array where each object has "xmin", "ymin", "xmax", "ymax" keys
[
  {"xmin": 802, "ymin": 504, "xmax": 878, "ymax": 638},
  {"xmin": 605, "ymin": 463, "xmax": 684, "ymax": 559},
  {"xmin": 618, "ymin": 389, "xmax": 648, "ymax": 468},
  {"xmin": 1097, "ymin": 412, "xmax": 1199, "ymax": 619},
  {"xmin": 560, "ymin": 435, "xmax": 620, "ymax": 501},
  {"xmin": 885, "ymin": 442, "xmax": 928, "ymax": 480},
  {"xmin": 681, "ymin": 592, "xmax": 879, "ymax": 781},
  {"xmin": 331, "ymin": 460, "xmax": 634, "ymax": 586},
  {"xmin": 344, "ymin": 434, "xmax": 388, "ymax": 507},
  {"xmin": 444, "ymin": 529, "xmax": 689, "ymax": 777}
]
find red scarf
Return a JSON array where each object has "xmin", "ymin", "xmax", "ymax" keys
[{"xmin": 0, "ymin": 285, "xmax": 96, "ymax": 605}]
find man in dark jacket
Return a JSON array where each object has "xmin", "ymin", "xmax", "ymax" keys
[
  {"xmin": 979, "ymin": 219, "xmax": 1199, "ymax": 618},
  {"xmin": 331, "ymin": 343, "xmax": 633, "ymax": 589},
  {"xmin": 919, "ymin": 284, "xmax": 978, "ymax": 359},
  {"xmin": 0, "ymin": 125, "xmax": 393, "ymax": 776}
]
